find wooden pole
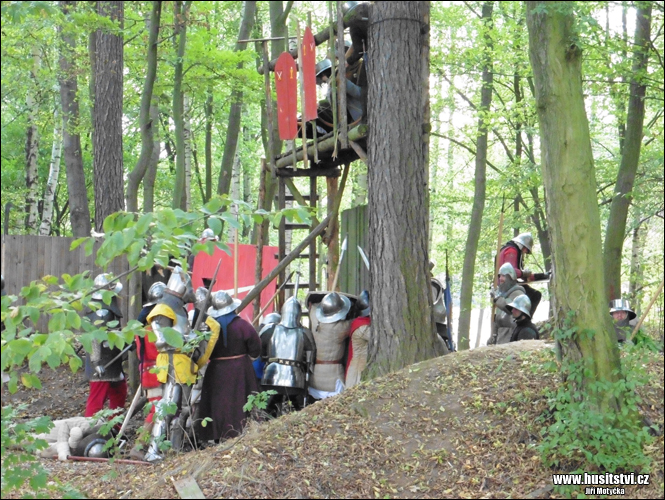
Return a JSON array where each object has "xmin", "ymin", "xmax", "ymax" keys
[
  {"xmin": 328, "ymin": 0, "xmax": 338, "ymax": 157},
  {"xmin": 234, "ymin": 213, "xmax": 239, "ymax": 297},
  {"xmin": 296, "ymin": 22, "xmax": 309, "ymax": 169},
  {"xmin": 630, "ymin": 278, "xmax": 664, "ymax": 341},
  {"xmin": 253, "ymin": 159, "xmax": 267, "ymax": 320},
  {"xmin": 237, "ymin": 213, "xmax": 334, "ymax": 313},
  {"xmin": 262, "ymin": 42, "xmax": 277, "ymax": 177},
  {"xmin": 337, "ymin": 0, "xmax": 348, "ymax": 149}
]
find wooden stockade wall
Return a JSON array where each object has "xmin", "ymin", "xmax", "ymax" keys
[
  {"xmin": 1, "ymin": 235, "xmax": 131, "ymax": 330},
  {"xmin": 340, "ymin": 205, "xmax": 369, "ymax": 295}
]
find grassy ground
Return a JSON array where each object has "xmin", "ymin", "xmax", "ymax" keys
[{"xmin": 7, "ymin": 340, "xmax": 664, "ymax": 499}]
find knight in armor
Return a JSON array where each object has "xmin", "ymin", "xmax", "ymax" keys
[
  {"xmin": 84, "ymin": 274, "xmax": 128, "ymax": 417},
  {"xmin": 345, "ymin": 290, "xmax": 371, "ymax": 388},
  {"xmin": 497, "ymin": 233, "xmax": 549, "ymax": 317},
  {"xmin": 506, "ymin": 295, "xmax": 539, "ymax": 341},
  {"xmin": 262, "ymin": 292, "xmax": 316, "ymax": 412},
  {"xmin": 144, "ymin": 267, "xmax": 220, "ymax": 461},
  {"xmin": 128, "ymin": 282, "xmax": 165, "ymax": 460},
  {"xmin": 609, "ymin": 299, "xmax": 636, "ymax": 343},
  {"xmin": 487, "ymin": 263, "xmax": 526, "ymax": 346},
  {"xmin": 309, "ymin": 291, "xmax": 351, "ymax": 398},
  {"xmin": 196, "ymin": 291, "xmax": 261, "ymax": 442},
  {"xmin": 254, "ymin": 312, "xmax": 281, "ymax": 385}
]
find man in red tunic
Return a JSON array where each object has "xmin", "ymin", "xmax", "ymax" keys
[
  {"xmin": 346, "ymin": 290, "xmax": 371, "ymax": 388},
  {"xmin": 496, "ymin": 233, "xmax": 549, "ymax": 316}
]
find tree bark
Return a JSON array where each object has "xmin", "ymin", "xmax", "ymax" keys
[
  {"xmin": 204, "ymin": 90, "xmax": 213, "ymax": 204},
  {"xmin": 39, "ymin": 108, "xmax": 63, "ymax": 236},
  {"xmin": 143, "ymin": 103, "xmax": 160, "ymax": 212},
  {"xmin": 25, "ymin": 46, "xmax": 41, "ymax": 234},
  {"xmin": 365, "ymin": 1, "xmax": 443, "ymax": 379},
  {"xmin": 457, "ymin": 2, "xmax": 494, "ymax": 351},
  {"xmin": 603, "ymin": 3, "xmax": 652, "ymax": 301},
  {"xmin": 172, "ymin": 0, "xmax": 192, "ymax": 210},
  {"xmin": 217, "ymin": 0, "xmax": 257, "ymax": 196},
  {"xmin": 93, "ymin": 0, "xmax": 125, "ymax": 230},
  {"xmin": 526, "ymin": 1, "xmax": 623, "ymax": 412},
  {"xmin": 183, "ymin": 96, "xmax": 193, "ymax": 211},
  {"xmin": 126, "ymin": 0, "xmax": 162, "ymax": 214},
  {"xmin": 58, "ymin": 0, "xmax": 92, "ymax": 237}
]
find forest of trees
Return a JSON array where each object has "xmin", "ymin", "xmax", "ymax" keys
[{"xmin": 2, "ymin": 1, "xmax": 661, "ymax": 337}]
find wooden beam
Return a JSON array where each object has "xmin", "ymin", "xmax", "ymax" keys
[
  {"xmin": 349, "ymin": 140, "xmax": 367, "ymax": 163},
  {"xmin": 275, "ymin": 124, "xmax": 368, "ymax": 169},
  {"xmin": 283, "ymin": 177, "xmax": 322, "ymax": 228},
  {"xmin": 237, "ymin": 213, "xmax": 334, "ymax": 314},
  {"xmin": 276, "ymin": 167, "xmax": 340, "ymax": 178}
]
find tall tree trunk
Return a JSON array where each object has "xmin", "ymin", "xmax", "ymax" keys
[
  {"xmin": 25, "ymin": 46, "xmax": 41, "ymax": 234},
  {"xmin": 365, "ymin": 1, "xmax": 443, "ymax": 378},
  {"xmin": 526, "ymin": 1, "xmax": 623, "ymax": 412},
  {"xmin": 172, "ymin": 0, "xmax": 192, "ymax": 210},
  {"xmin": 628, "ymin": 209, "xmax": 644, "ymax": 311},
  {"xmin": 217, "ymin": 0, "xmax": 257, "ymax": 196},
  {"xmin": 93, "ymin": 0, "xmax": 125, "ymax": 230},
  {"xmin": 204, "ymin": 90, "xmax": 213, "ymax": 204},
  {"xmin": 183, "ymin": 96, "xmax": 193, "ymax": 210},
  {"xmin": 39, "ymin": 108, "xmax": 63, "ymax": 236},
  {"xmin": 126, "ymin": 0, "xmax": 162, "ymax": 214},
  {"xmin": 143, "ymin": 104, "xmax": 161, "ymax": 212},
  {"xmin": 59, "ymin": 0, "xmax": 92, "ymax": 237},
  {"xmin": 457, "ymin": 2, "xmax": 494, "ymax": 351},
  {"xmin": 603, "ymin": 3, "xmax": 652, "ymax": 301}
]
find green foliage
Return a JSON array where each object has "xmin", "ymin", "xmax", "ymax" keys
[
  {"xmin": 243, "ymin": 389, "xmax": 277, "ymax": 413},
  {"xmin": 1, "ymin": 405, "xmax": 83, "ymax": 498},
  {"xmin": 537, "ymin": 319, "xmax": 654, "ymax": 495}
]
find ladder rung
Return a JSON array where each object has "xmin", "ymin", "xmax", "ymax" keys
[
  {"xmin": 295, "ymin": 253, "xmax": 319, "ymax": 259},
  {"xmin": 281, "ymin": 282, "xmax": 319, "ymax": 290},
  {"xmin": 284, "ymin": 194, "xmax": 316, "ymax": 202},
  {"xmin": 284, "ymin": 223, "xmax": 312, "ymax": 230}
]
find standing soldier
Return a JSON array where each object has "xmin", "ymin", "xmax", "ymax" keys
[
  {"xmin": 609, "ymin": 299, "xmax": 636, "ymax": 343},
  {"xmin": 497, "ymin": 233, "xmax": 549, "ymax": 316},
  {"xmin": 84, "ymin": 274, "xmax": 127, "ymax": 417},
  {"xmin": 506, "ymin": 295, "xmax": 540, "ymax": 341},
  {"xmin": 488, "ymin": 263, "xmax": 526, "ymax": 346},
  {"xmin": 345, "ymin": 290, "xmax": 371, "ymax": 388}
]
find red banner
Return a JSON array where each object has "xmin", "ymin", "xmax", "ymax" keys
[
  {"xmin": 302, "ymin": 27, "xmax": 318, "ymax": 122},
  {"xmin": 192, "ymin": 244, "xmax": 279, "ymax": 323},
  {"xmin": 274, "ymin": 52, "xmax": 298, "ymax": 140}
]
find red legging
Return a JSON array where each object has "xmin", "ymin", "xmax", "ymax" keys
[{"xmin": 85, "ymin": 380, "xmax": 128, "ymax": 417}]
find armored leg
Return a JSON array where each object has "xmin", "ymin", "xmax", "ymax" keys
[{"xmin": 144, "ymin": 380, "xmax": 182, "ymax": 462}]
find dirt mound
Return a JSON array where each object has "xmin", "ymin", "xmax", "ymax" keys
[{"xmin": 10, "ymin": 341, "xmax": 665, "ymax": 499}]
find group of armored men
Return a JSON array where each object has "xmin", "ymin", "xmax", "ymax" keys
[{"xmin": 488, "ymin": 232, "xmax": 639, "ymax": 346}]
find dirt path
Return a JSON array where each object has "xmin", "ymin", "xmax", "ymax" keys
[{"xmin": 8, "ymin": 341, "xmax": 665, "ymax": 499}]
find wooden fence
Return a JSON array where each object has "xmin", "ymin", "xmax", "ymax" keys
[
  {"xmin": 340, "ymin": 205, "xmax": 370, "ymax": 295},
  {"xmin": 1, "ymin": 235, "xmax": 131, "ymax": 322}
]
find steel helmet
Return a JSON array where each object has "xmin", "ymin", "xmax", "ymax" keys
[
  {"xmin": 201, "ymin": 228, "xmax": 218, "ymax": 241},
  {"xmin": 280, "ymin": 297, "xmax": 303, "ymax": 328},
  {"xmin": 431, "ymin": 278, "xmax": 443, "ymax": 305},
  {"xmin": 432, "ymin": 298, "xmax": 447, "ymax": 324},
  {"xmin": 208, "ymin": 290, "xmax": 241, "ymax": 317},
  {"xmin": 316, "ymin": 291, "xmax": 352, "ymax": 324},
  {"xmin": 148, "ymin": 282, "xmax": 166, "ymax": 303},
  {"xmin": 511, "ymin": 233, "xmax": 534, "ymax": 253},
  {"xmin": 357, "ymin": 290, "xmax": 370, "ymax": 317},
  {"xmin": 92, "ymin": 273, "xmax": 122, "ymax": 300},
  {"xmin": 609, "ymin": 299, "xmax": 636, "ymax": 320},
  {"xmin": 506, "ymin": 295, "xmax": 532, "ymax": 318},
  {"xmin": 316, "ymin": 58, "xmax": 332, "ymax": 79},
  {"xmin": 262, "ymin": 312, "xmax": 282, "ymax": 326},
  {"xmin": 498, "ymin": 262, "xmax": 517, "ymax": 281}
]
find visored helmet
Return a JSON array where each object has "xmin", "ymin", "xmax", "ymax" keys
[
  {"xmin": 165, "ymin": 266, "xmax": 193, "ymax": 301},
  {"xmin": 506, "ymin": 294, "xmax": 532, "ymax": 318},
  {"xmin": 208, "ymin": 290, "xmax": 241, "ymax": 317},
  {"xmin": 357, "ymin": 290, "xmax": 370, "ymax": 317},
  {"xmin": 609, "ymin": 299, "xmax": 636, "ymax": 320},
  {"xmin": 281, "ymin": 297, "xmax": 302, "ymax": 328},
  {"xmin": 316, "ymin": 291, "xmax": 351, "ymax": 324},
  {"xmin": 431, "ymin": 278, "xmax": 443, "ymax": 305},
  {"xmin": 92, "ymin": 273, "xmax": 123, "ymax": 300},
  {"xmin": 432, "ymin": 298, "xmax": 447, "ymax": 324},
  {"xmin": 512, "ymin": 233, "xmax": 534, "ymax": 253},
  {"xmin": 498, "ymin": 262, "xmax": 517, "ymax": 281},
  {"xmin": 148, "ymin": 282, "xmax": 166, "ymax": 303}
]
